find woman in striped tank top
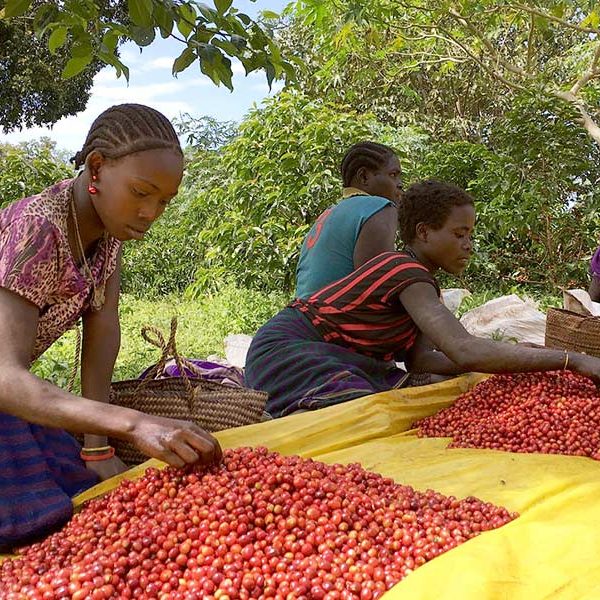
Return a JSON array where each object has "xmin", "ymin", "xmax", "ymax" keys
[{"xmin": 245, "ymin": 180, "xmax": 600, "ymax": 417}]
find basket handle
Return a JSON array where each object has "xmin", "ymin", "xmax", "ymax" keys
[{"xmin": 133, "ymin": 317, "xmax": 195, "ymax": 409}]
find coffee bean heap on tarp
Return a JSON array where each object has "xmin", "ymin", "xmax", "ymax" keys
[
  {"xmin": 0, "ymin": 447, "xmax": 517, "ymax": 600},
  {"xmin": 417, "ymin": 371, "xmax": 600, "ymax": 459}
]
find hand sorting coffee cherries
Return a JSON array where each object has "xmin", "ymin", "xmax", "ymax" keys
[
  {"xmin": 416, "ymin": 371, "xmax": 600, "ymax": 459},
  {"xmin": 0, "ymin": 447, "xmax": 516, "ymax": 600}
]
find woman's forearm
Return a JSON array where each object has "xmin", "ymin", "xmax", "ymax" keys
[
  {"xmin": 449, "ymin": 337, "xmax": 570, "ymax": 373},
  {"xmin": 81, "ymin": 314, "xmax": 121, "ymax": 447},
  {"xmin": 0, "ymin": 367, "xmax": 139, "ymax": 439},
  {"xmin": 408, "ymin": 349, "xmax": 467, "ymax": 375}
]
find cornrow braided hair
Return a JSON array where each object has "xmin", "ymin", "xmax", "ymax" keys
[
  {"xmin": 398, "ymin": 179, "xmax": 475, "ymax": 244},
  {"xmin": 340, "ymin": 141, "xmax": 397, "ymax": 187},
  {"xmin": 71, "ymin": 103, "xmax": 182, "ymax": 169}
]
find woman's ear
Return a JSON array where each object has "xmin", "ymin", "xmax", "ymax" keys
[
  {"xmin": 415, "ymin": 222, "xmax": 428, "ymax": 242},
  {"xmin": 356, "ymin": 166, "xmax": 370, "ymax": 186},
  {"xmin": 85, "ymin": 150, "xmax": 105, "ymax": 180}
]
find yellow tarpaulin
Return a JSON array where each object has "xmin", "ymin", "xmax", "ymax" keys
[{"xmin": 5, "ymin": 373, "xmax": 600, "ymax": 599}]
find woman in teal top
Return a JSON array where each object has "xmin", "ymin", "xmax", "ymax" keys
[{"xmin": 295, "ymin": 142, "xmax": 403, "ymax": 299}]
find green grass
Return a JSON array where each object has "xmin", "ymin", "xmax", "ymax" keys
[{"xmin": 33, "ymin": 283, "xmax": 288, "ymax": 389}]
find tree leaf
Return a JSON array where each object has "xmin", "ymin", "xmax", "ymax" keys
[
  {"xmin": 70, "ymin": 34, "xmax": 92, "ymax": 58},
  {"xmin": 177, "ymin": 3, "xmax": 196, "ymax": 38},
  {"xmin": 192, "ymin": 27, "xmax": 214, "ymax": 43},
  {"xmin": 198, "ymin": 43, "xmax": 223, "ymax": 85},
  {"xmin": 48, "ymin": 26, "xmax": 68, "ymax": 54},
  {"xmin": 101, "ymin": 30, "xmax": 120, "ymax": 53},
  {"xmin": 214, "ymin": 0, "xmax": 233, "ymax": 15},
  {"xmin": 130, "ymin": 25, "xmax": 156, "ymax": 46},
  {"xmin": 4, "ymin": 0, "xmax": 32, "ymax": 18},
  {"xmin": 98, "ymin": 51, "xmax": 130, "ymax": 81},
  {"xmin": 154, "ymin": 4, "xmax": 174, "ymax": 38},
  {"xmin": 172, "ymin": 46, "xmax": 196, "ymax": 75},
  {"xmin": 215, "ymin": 53, "xmax": 233, "ymax": 90},
  {"xmin": 62, "ymin": 54, "xmax": 92, "ymax": 79},
  {"xmin": 33, "ymin": 4, "xmax": 58, "ymax": 34},
  {"xmin": 198, "ymin": 3, "xmax": 218, "ymax": 21},
  {"xmin": 580, "ymin": 11, "xmax": 599, "ymax": 29},
  {"xmin": 212, "ymin": 37, "xmax": 238, "ymax": 55},
  {"xmin": 265, "ymin": 61, "xmax": 276, "ymax": 88},
  {"xmin": 261, "ymin": 10, "xmax": 279, "ymax": 19},
  {"xmin": 128, "ymin": 0, "xmax": 153, "ymax": 28}
]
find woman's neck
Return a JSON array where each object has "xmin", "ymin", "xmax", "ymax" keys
[
  {"xmin": 405, "ymin": 243, "xmax": 438, "ymax": 273},
  {"xmin": 72, "ymin": 174, "xmax": 106, "ymax": 253}
]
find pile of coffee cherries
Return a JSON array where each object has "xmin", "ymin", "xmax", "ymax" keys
[
  {"xmin": 416, "ymin": 371, "xmax": 600, "ymax": 459},
  {"xmin": 0, "ymin": 447, "xmax": 517, "ymax": 600}
]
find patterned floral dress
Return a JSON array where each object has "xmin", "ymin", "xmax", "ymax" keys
[{"xmin": 0, "ymin": 179, "xmax": 121, "ymax": 549}]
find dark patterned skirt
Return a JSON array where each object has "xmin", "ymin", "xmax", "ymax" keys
[
  {"xmin": 0, "ymin": 414, "xmax": 98, "ymax": 550},
  {"xmin": 244, "ymin": 307, "xmax": 410, "ymax": 417}
]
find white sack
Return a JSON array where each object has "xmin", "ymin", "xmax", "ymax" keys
[
  {"xmin": 224, "ymin": 334, "xmax": 254, "ymax": 368},
  {"xmin": 460, "ymin": 294, "xmax": 546, "ymax": 345},
  {"xmin": 441, "ymin": 288, "xmax": 471, "ymax": 314},
  {"xmin": 563, "ymin": 289, "xmax": 600, "ymax": 317}
]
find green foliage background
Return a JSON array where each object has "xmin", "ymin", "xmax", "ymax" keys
[
  {"xmin": 0, "ymin": 139, "xmax": 73, "ymax": 207},
  {"xmin": 186, "ymin": 90, "xmax": 427, "ymax": 295},
  {"xmin": 2, "ymin": 0, "xmax": 600, "ymax": 381}
]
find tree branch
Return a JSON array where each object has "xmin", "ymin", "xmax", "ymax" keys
[
  {"xmin": 510, "ymin": 3, "xmax": 600, "ymax": 35},
  {"xmin": 447, "ymin": 8, "xmax": 532, "ymax": 79},
  {"xmin": 554, "ymin": 90, "xmax": 600, "ymax": 145},
  {"xmin": 389, "ymin": 23, "xmax": 526, "ymax": 91},
  {"xmin": 434, "ymin": 26, "xmax": 530, "ymax": 92},
  {"xmin": 399, "ymin": 56, "xmax": 469, "ymax": 67},
  {"xmin": 570, "ymin": 42, "xmax": 600, "ymax": 96},
  {"xmin": 526, "ymin": 13, "xmax": 535, "ymax": 72}
]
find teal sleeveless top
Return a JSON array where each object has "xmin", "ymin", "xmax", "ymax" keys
[{"xmin": 295, "ymin": 193, "xmax": 393, "ymax": 299}]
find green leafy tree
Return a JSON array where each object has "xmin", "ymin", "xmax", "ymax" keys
[
  {"xmin": 173, "ymin": 112, "xmax": 238, "ymax": 149},
  {"xmin": 0, "ymin": 139, "xmax": 73, "ymax": 208},
  {"xmin": 0, "ymin": 12, "xmax": 108, "ymax": 132},
  {"xmin": 285, "ymin": 1, "xmax": 600, "ymax": 144},
  {"xmin": 1, "ymin": 0, "xmax": 296, "ymax": 93},
  {"xmin": 418, "ymin": 94, "xmax": 600, "ymax": 292},
  {"xmin": 186, "ymin": 90, "xmax": 427, "ymax": 295}
]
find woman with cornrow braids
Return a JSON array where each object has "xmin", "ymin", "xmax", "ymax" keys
[
  {"xmin": 294, "ymin": 142, "xmax": 443, "ymax": 388},
  {"xmin": 0, "ymin": 104, "xmax": 221, "ymax": 549},
  {"xmin": 295, "ymin": 141, "xmax": 403, "ymax": 299}
]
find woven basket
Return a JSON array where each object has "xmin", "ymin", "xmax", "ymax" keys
[
  {"xmin": 109, "ymin": 318, "xmax": 267, "ymax": 465},
  {"xmin": 545, "ymin": 307, "xmax": 600, "ymax": 358}
]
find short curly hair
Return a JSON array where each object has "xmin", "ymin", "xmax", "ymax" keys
[
  {"xmin": 340, "ymin": 141, "xmax": 397, "ymax": 187},
  {"xmin": 399, "ymin": 179, "xmax": 474, "ymax": 244}
]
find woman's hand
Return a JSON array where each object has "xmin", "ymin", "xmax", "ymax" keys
[
  {"xmin": 86, "ymin": 455, "xmax": 129, "ymax": 481},
  {"xmin": 129, "ymin": 415, "xmax": 222, "ymax": 468}
]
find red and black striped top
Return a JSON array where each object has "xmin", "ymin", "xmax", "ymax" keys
[{"xmin": 292, "ymin": 251, "xmax": 440, "ymax": 361}]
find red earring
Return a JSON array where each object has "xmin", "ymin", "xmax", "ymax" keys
[{"xmin": 88, "ymin": 174, "xmax": 98, "ymax": 195}]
